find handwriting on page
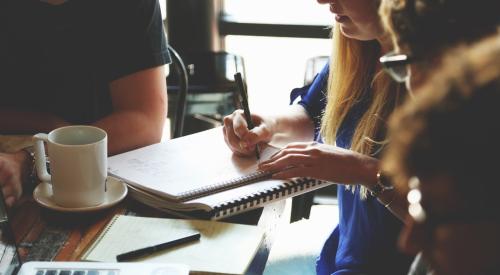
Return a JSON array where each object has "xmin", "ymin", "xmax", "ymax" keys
[
  {"xmin": 125, "ymin": 159, "xmax": 170, "ymax": 178},
  {"xmin": 107, "ymin": 127, "xmax": 281, "ymax": 199}
]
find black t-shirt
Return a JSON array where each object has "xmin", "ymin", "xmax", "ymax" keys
[{"xmin": 0, "ymin": 0, "xmax": 171, "ymax": 124}]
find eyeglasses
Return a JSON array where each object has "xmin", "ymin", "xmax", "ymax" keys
[
  {"xmin": 407, "ymin": 176, "xmax": 500, "ymax": 228},
  {"xmin": 407, "ymin": 176, "xmax": 426, "ymax": 223},
  {"xmin": 379, "ymin": 51, "xmax": 414, "ymax": 83}
]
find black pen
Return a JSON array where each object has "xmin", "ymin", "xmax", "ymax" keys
[
  {"xmin": 116, "ymin": 233, "xmax": 201, "ymax": 262},
  {"xmin": 234, "ymin": 72, "xmax": 261, "ymax": 160}
]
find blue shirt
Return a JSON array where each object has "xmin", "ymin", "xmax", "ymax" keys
[{"xmin": 291, "ymin": 64, "xmax": 412, "ymax": 275}]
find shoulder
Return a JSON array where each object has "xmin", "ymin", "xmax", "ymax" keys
[
  {"xmin": 82, "ymin": 0, "xmax": 160, "ymax": 24},
  {"xmin": 117, "ymin": 0, "xmax": 161, "ymax": 19}
]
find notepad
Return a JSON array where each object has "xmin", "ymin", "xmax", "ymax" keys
[
  {"xmin": 81, "ymin": 215, "xmax": 265, "ymax": 275},
  {"xmin": 108, "ymin": 127, "xmax": 330, "ymax": 219}
]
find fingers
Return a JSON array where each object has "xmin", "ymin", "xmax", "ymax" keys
[
  {"xmin": 223, "ymin": 111, "xmax": 254, "ymax": 157},
  {"xmin": 257, "ymin": 141, "xmax": 324, "ymax": 179},
  {"xmin": 271, "ymin": 166, "xmax": 311, "ymax": 180},
  {"xmin": 280, "ymin": 141, "xmax": 318, "ymax": 149},
  {"xmin": 231, "ymin": 111, "xmax": 250, "ymax": 139},
  {"xmin": 1, "ymin": 181, "xmax": 21, "ymax": 207},
  {"xmin": 0, "ymin": 165, "xmax": 15, "ymax": 186},
  {"xmin": 4, "ymin": 196, "xmax": 16, "ymax": 208},
  {"xmin": 259, "ymin": 152, "xmax": 313, "ymax": 172},
  {"xmin": 261, "ymin": 142, "xmax": 320, "ymax": 165},
  {"xmin": 223, "ymin": 110, "xmax": 270, "ymax": 157},
  {"xmin": 1, "ymin": 183, "xmax": 15, "ymax": 197},
  {"xmin": 0, "ymin": 154, "xmax": 24, "ymax": 207},
  {"xmin": 243, "ymin": 124, "xmax": 271, "ymax": 146}
]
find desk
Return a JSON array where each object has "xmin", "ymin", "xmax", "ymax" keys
[
  {"xmin": 2, "ymin": 135, "xmax": 287, "ymax": 274},
  {"xmin": 10, "ymin": 195, "xmax": 286, "ymax": 275}
]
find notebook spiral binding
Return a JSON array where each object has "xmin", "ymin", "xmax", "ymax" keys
[
  {"xmin": 81, "ymin": 215, "xmax": 120, "ymax": 259},
  {"xmin": 212, "ymin": 178, "xmax": 324, "ymax": 219},
  {"xmin": 178, "ymin": 170, "xmax": 273, "ymax": 201}
]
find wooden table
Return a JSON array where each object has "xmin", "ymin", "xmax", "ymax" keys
[
  {"xmin": 2, "ymin": 135, "xmax": 287, "ymax": 274},
  {"xmin": 10, "ymin": 194, "xmax": 286, "ymax": 275}
]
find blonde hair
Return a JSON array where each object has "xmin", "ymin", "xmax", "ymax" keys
[{"xmin": 320, "ymin": 26, "xmax": 405, "ymax": 198}]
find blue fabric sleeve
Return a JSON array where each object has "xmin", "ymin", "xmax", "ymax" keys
[{"xmin": 289, "ymin": 63, "xmax": 329, "ymax": 139}]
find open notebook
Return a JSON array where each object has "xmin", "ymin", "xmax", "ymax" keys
[
  {"xmin": 81, "ymin": 215, "xmax": 264, "ymax": 275},
  {"xmin": 108, "ymin": 127, "xmax": 330, "ymax": 219},
  {"xmin": 0, "ymin": 188, "xmax": 189, "ymax": 275}
]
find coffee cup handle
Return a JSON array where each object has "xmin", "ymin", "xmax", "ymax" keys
[{"xmin": 33, "ymin": 133, "xmax": 51, "ymax": 183}]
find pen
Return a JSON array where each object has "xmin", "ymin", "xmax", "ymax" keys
[
  {"xmin": 116, "ymin": 233, "xmax": 201, "ymax": 262},
  {"xmin": 234, "ymin": 72, "xmax": 261, "ymax": 160}
]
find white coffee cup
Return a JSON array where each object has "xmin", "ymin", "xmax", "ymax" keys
[{"xmin": 33, "ymin": 125, "xmax": 108, "ymax": 208}]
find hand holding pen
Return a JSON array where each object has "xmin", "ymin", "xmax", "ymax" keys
[{"xmin": 234, "ymin": 72, "xmax": 261, "ymax": 160}]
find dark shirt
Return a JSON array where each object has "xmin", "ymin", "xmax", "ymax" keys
[
  {"xmin": 291, "ymin": 64, "xmax": 412, "ymax": 274},
  {"xmin": 0, "ymin": 0, "xmax": 171, "ymax": 125}
]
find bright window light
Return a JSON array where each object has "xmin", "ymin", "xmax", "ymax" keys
[
  {"xmin": 224, "ymin": 1, "xmax": 333, "ymax": 112},
  {"xmin": 225, "ymin": 36, "xmax": 331, "ymax": 112},
  {"xmin": 224, "ymin": 0, "xmax": 332, "ymax": 25}
]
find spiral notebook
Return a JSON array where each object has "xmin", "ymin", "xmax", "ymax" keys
[
  {"xmin": 108, "ymin": 127, "xmax": 330, "ymax": 219},
  {"xmin": 81, "ymin": 215, "xmax": 264, "ymax": 275}
]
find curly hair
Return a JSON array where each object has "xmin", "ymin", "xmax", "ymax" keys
[
  {"xmin": 380, "ymin": 0, "xmax": 500, "ymax": 58},
  {"xmin": 383, "ymin": 36, "xmax": 500, "ymax": 202}
]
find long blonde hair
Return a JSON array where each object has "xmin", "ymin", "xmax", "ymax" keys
[{"xmin": 320, "ymin": 26, "xmax": 405, "ymax": 198}]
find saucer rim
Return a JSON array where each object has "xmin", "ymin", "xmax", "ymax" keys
[{"xmin": 33, "ymin": 176, "xmax": 128, "ymax": 213}]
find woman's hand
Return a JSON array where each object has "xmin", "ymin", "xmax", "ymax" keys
[
  {"xmin": 0, "ymin": 151, "xmax": 28, "ymax": 207},
  {"xmin": 258, "ymin": 141, "xmax": 379, "ymax": 185},
  {"xmin": 222, "ymin": 110, "xmax": 274, "ymax": 157}
]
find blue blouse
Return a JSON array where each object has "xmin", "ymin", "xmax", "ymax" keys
[{"xmin": 291, "ymin": 64, "xmax": 412, "ymax": 275}]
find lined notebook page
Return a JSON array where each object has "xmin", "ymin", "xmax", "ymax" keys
[
  {"xmin": 108, "ymin": 127, "xmax": 280, "ymax": 201},
  {"xmin": 82, "ymin": 215, "xmax": 198, "ymax": 261},
  {"xmin": 82, "ymin": 215, "xmax": 264, "ymax": 275}
]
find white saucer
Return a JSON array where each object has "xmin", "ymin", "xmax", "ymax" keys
[{"xmin": 33, "ymin": 176, "xmax": 128, "ymax": 212}]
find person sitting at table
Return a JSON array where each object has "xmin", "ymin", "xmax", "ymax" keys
[
  {"xmin": 379, "ymin": 0, "xmax": 500, "ymax": 91},
  {"xmin": 368, "ymin": 0, "xmax": 500, "ymax": 226},
  {"xmin": 377, "ymin": 1, "xmax": 500, "ymax": 273},
  {"xmin": 226, "ymin": 0, "xmax": 500, "ymax": 274},
  {"xmin": 0, "ymin": 0, "xmax": 170, "ymax": 207},
  {"xmin": 382, "ymin": 35, "xmax": 500, "ymax": 275},
  {"xmin": 224, "ymin": 0, "xmax": 415, "ymax": 273}
]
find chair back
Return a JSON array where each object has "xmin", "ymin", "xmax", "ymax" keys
[
  {"xmin": 304, "ymin": 56, "xmax": 328, "ymax": 85},
  {"xmin": 167, "ymin": 51, "xmax": 246, "ymax": 136},
  {"xmin": 167, "ymin": 45, "xmax": 189, "ymax": 139}
]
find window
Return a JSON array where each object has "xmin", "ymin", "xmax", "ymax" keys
[
  {"xmin": 225, "ymin": 36, "xmax": 330, "ymax": 112},
  {"xmin": 223, "ymin": 0, "xmax": 332, "ymax": 25},
  {"xmin": 222, "ymin": 0, "xmax": 332, "ymax": 112}
]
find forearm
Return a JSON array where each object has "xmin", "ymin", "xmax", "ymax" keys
[
  {"xmin": 359, "ymin": 160, "xmax": 408, "ymax": 222},
  {"xmin": 101, "ymin": 65, "xmax": 167, "ymax": 155},
  {"xmin": 379, "ymin": 190, "xmax": 409, "ymax": 223},
  {"xmin": 93, "ymin": 110, "xmax": 165, "ymax": 155},
  {"xmin": 0, "ymin": 110, "xmax": 69, "ymax": 134},
  {"xmin": 266, "ymin": 105, "xmax": 315, "ymax": 146},
  {"xmin": 0, "ymin": 109, "xmax": 164, "ymax": 155}
]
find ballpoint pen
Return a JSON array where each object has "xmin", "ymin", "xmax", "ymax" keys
[
  {"xmin": 234, "ymin": 72, "xmax": 260, "ymax": 160},
  {"xmin": 116, "ymin": 233, "xmax": 201, "ymax": 262}
]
